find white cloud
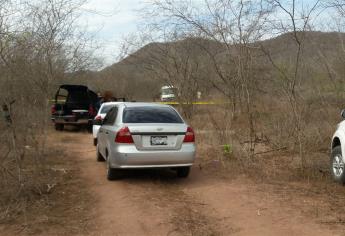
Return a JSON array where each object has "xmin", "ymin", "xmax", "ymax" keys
[{"xmin": 79, "ymin": 0, "xmax": 145, "ymax": 66}]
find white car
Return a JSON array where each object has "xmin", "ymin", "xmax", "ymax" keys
[
  {"xmin": 92, "ymin": 102, "xmax": 123, "ymax": 146},
  {"xmin": 96, "ymin": 102, "xmax": 196, "ymax": 180},
  {"xmin": 331, "ymin": 110, "xmax": 345, "ymax": 183}
]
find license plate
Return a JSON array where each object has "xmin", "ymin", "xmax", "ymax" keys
[{"xmin": 151, "ymin": 136, "xmax": 168, "ymax": 146}]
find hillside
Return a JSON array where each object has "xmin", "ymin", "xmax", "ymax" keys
[{"xmin": 82, "ymin": 31, "xmax": 345, "ymax": 100}]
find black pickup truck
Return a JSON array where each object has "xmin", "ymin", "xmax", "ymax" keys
[{"xmin": 51, "ymin": 85, "xmax": 99, "ymax": 131}]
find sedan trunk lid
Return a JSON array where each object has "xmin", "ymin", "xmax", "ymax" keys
[{"xmin": 127, "ymin": 123, "xmax": 187, "ymax": 151}]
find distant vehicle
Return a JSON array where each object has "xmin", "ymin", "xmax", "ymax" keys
[
  {"xmin": 160, "ymin": 85, "xmax": 202, "ymax": 102},
  {"xmin": 51, "ymin": 85, "xmax": 99, "ymax": 131},
  {"xmin": 160, "ymin": 86, "xmax": 177, "ymax": 102},
  {"xmin": 92, "ymin": 102, "xmax": 124, "ymax": 146},
  {"xmin": 331, "ymin": 110, "xmax": 345, "ymax": 183},
  {"xmin": 96, "ymin": 102, "xmax": 196, "ymax": 180}
]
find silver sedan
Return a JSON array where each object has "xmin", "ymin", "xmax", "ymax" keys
[{"xmin": 96, "ymin": 103, "xmax": 196, "ymax": 180}]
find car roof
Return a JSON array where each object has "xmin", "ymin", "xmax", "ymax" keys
[
  {"xmin": 100, "ymin": 102, "xmax": 125, "ymax": 107},
  {"xmin": 161, "ymin": 85, "xmax": 175, "ymax": 89},
  {"xmin": 122, "ymin": 102, "xmax": 171, "ymax": 108}
]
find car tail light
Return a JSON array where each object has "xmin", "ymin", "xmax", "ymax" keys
[
  {"xmin": 95, "ymin": 115, "xmax": 102, "ymax": 121},
  {"xmin": 115, "ymin": 126, "xmax": 134, "ymax": 143},
  {"xmin": 183, "ymin": 127, "xmax": 195, "ymax": 143},
  {"xmin": 88, "ymin": 105, "xmax": 96, "ymax": 116},
  {"xmin": 51, "ymin": 105, "xmax": 56, "ymax": 114}
]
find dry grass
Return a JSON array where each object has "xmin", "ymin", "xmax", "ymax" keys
[{"xmin": 190, "ymin": 94, "xmax": 339, "ymax": 183}]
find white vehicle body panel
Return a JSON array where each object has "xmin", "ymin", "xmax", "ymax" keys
[{"xmin": 92, "ymin": 102, "xmax": 123, "ymax": 139}]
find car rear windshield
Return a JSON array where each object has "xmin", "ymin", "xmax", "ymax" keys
[
  {"xmin": 100, "ymin": 105, "xmax": 114, "ymax": 114},
  {"xmin": 123, "ymin": 107, "xmax": 183, "ymax": 123}
]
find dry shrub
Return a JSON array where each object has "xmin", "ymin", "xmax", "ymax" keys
[
  {"xmin": 257, "ymin": 93, "xmax": 339, "ymax": 154},
  {"xmin": 0, "ymin": 0, "xmax": 97, "ymax": 223},
  {"xmin": 0, "ymin": 145, "xmax": 59, "ymax": 222},
  {"xmin": 0, "ymin": 141, "xmax": 94, "ymax": 235},
  {"xmin": 190, "ymin": 91, "xmax": 341, "ymax": 181},
  {"xmin": 191, "ymin": 105, "xmax": 252, "ymax": 174}
]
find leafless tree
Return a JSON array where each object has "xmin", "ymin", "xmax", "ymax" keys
[
  {"xmin": 0, "ymin": 0, "xmax": 98, "ymax": 218},
  {"xmin": 121, "ymin": 32, "xmax": 208, "ymax": 118},
  {"xmin": 260, "ymin": 0, "xmax": 322, "ymax": 169},
  {"xmin": 140, "ymin": 0, "xmax": 274, "ymax": 156}
]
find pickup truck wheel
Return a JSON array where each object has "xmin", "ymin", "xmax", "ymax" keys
[
  {"xmin": 93, "ymin": 138, "xmax": 97, "ymax": 146},
  {"xmin": 96, "ymin": 144, "xmax": 104, "ymax": 162},
  {"xmin": 331, "ymin": 146, "xmax": 345, "ymax": 184},
  {"xmin": 55, "ymin": 124, "xmax": 64, "ymax": 131},
  {"xmin": 176, "ymin": 167, "xmax": 190, "ymax": 178},
  {"xmin": 107, "ymin": 161, "xmax": 122, "ymax": 180}
]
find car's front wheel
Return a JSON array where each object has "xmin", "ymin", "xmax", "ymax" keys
[
  {"xmin": 176, "ymin": 167, "xmax": 190, "ymax": 178},
  {"xmin": 106, "ymin": 159, "xmax": 122, "ymax": 180},
  {"xmin": 96, "ymin": 144, "xmax": 105, "ymax": 162},
  {"xmin": 331, "ymin": 146, "xmax": 345, "ymax": 184}
]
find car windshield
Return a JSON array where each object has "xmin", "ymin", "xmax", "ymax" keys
[
  {"xmin": 162, "ymin": 88, "xmax": 176, "ymax": 95},
  {"xmin": 123, "ymin": 106, "xmax": 183, "ymax": 123},
  {"xmin": 100, "ymin": 105, "xmax": 114, "ymax": 114}
]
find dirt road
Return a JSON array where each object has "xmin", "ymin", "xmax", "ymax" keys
[{"xmin": 32, "ymin": 132, "xmax": 345, "ymax": 235}]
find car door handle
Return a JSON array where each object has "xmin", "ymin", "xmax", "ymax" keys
[
  {"xmin": 105, "ymin": 131, "xmax": 109, "ymax": 135},
  {"xmin": 99, "ymin": 130, "xmax": 103, "ymax": 133}
]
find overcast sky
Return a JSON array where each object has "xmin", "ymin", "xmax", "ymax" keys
[
  {"xmin": 79, "ymin": 0, "xmax": 145, "ymax": 66},
  {"xmin": 79, "ymin": 0, "xmax": 334, "ymax": 67}
]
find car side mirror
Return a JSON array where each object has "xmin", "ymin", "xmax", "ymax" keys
[
  {"xmin": 341, "ymin": 110, "xmax": 345, "ymax": 119},
  {"xmin": 93, "ymin": 118, "xmax": 103, "ymax": 126}
]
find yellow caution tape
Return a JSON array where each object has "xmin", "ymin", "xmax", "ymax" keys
[{"xmin": 158, "ymin": 101, "xmax": 228, "ymax": 105}]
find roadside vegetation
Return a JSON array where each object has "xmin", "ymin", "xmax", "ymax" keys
[
  {"xmin": 3, "ymin": 0, "xmax": 345, "ymax": 234},
  {"xmin": 0, "ymin": 0, "xmax": 97, "ymax": 228}
]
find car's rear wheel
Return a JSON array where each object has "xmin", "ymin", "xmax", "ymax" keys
[
  {"xmin": 93, "ymin": 138, "xmax": 97, "ymax": 146},
  {"xmin": 55, "ymin": 123, "xmax": 64, "ymax": 131},
  {"xmin": 106, "ymin": 158, "xmax": 122, "ymax": 180},
  {"xmin": 96, "ymin": 144, "xmax": 104, "ymax": 162},
  {"xmin": 176, "ymin": 167, "xmax": 190, "ymax": 178},
  {"xmin": 331, "ymin": 146, "xmax": 345, "ymax": 184}
]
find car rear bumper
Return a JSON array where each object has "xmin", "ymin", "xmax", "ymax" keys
[{"xmin": 108, "ymin": 144, "xmax": 196, "ymax": 169}]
